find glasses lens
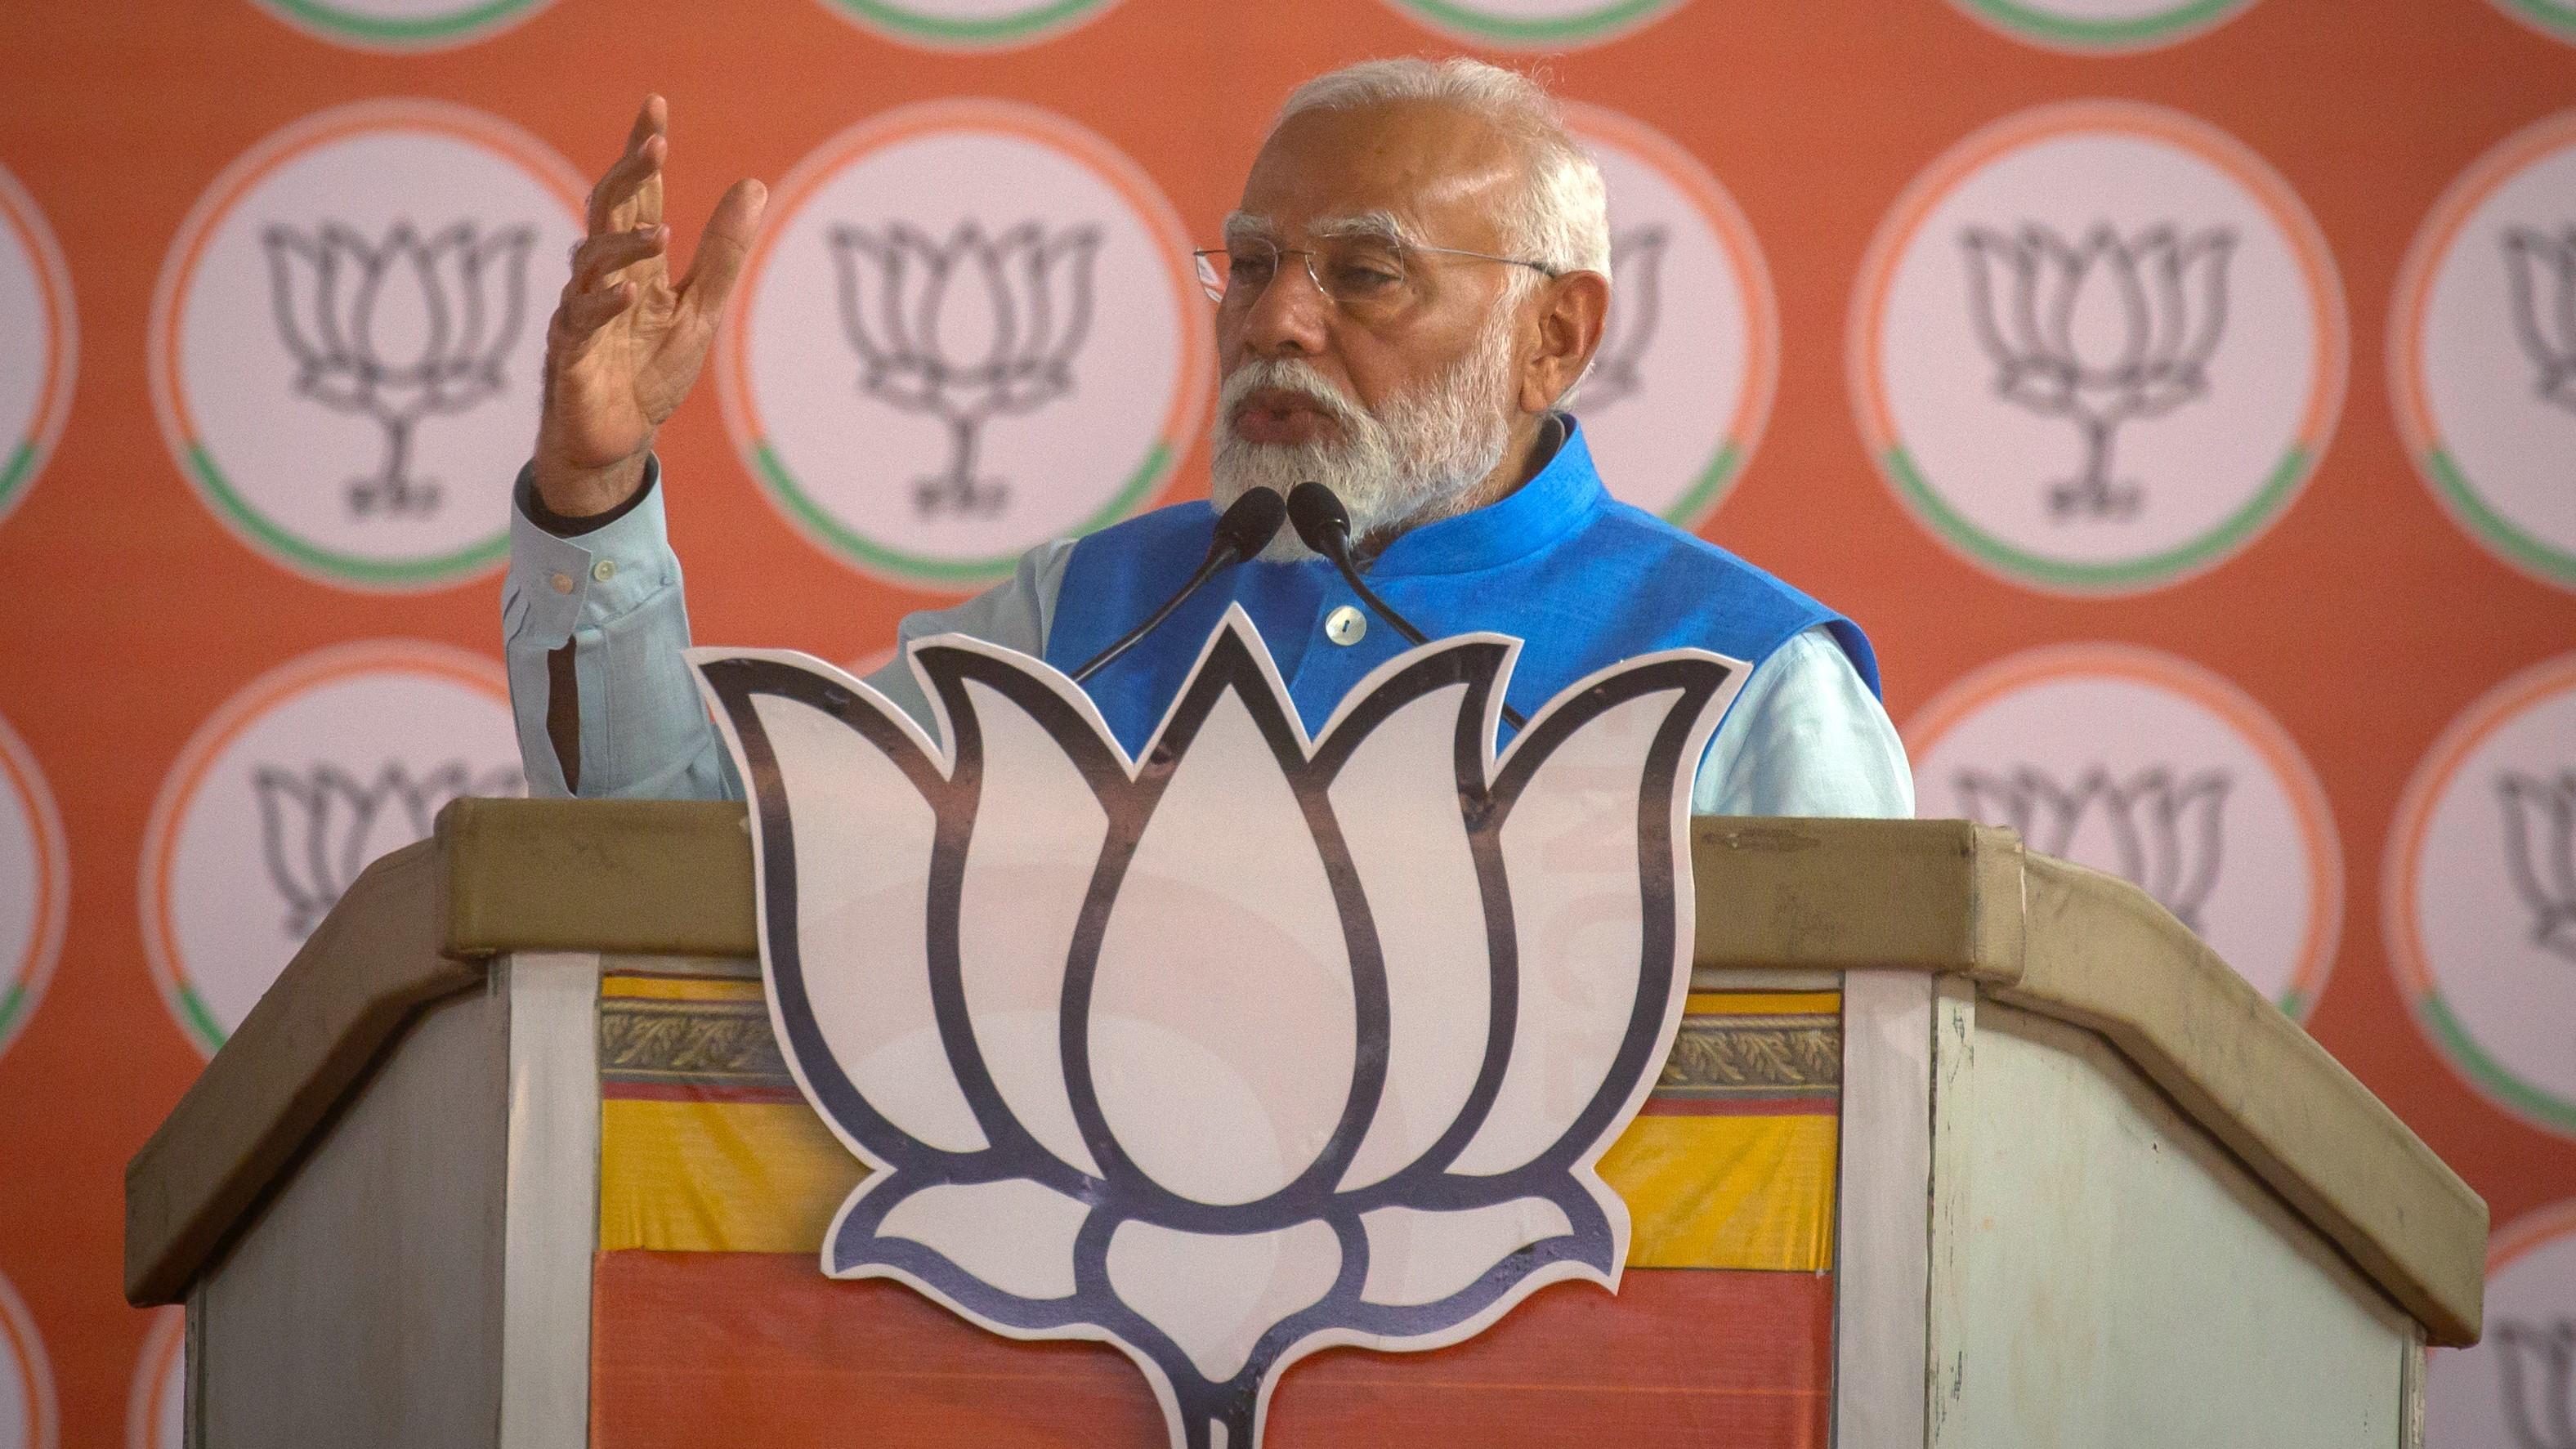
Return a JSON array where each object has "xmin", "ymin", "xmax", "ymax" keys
[{"xmin": 1315, "ymin": 239, "xmax": 1409, "ymax": 311}]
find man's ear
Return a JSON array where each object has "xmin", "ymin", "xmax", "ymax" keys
[{"xmin": 1521, "ymin": 269, "xmax": 1610, "ymax": 414}]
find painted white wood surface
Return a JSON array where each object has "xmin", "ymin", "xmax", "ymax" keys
[
  {"xmin": 1936, "ymin": 1004, "xmax": 2412, "ymax": 1449},
  {"xmin": 194, "ymin": 972, "xmax": 508, "ymax": 1448},
  {"xmin": 497, "ymin": 953, "xmax": 602, "ymax": 1449},
  {"xmin": 1833, "ymin": 969, "xmax": 1934, "ymax": 1449}
]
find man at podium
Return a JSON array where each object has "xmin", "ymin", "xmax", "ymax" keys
[{"xmin": 497, "ymin": 58, "xmax": 1910, "ymax": 818}]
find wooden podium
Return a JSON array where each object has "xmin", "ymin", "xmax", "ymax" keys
[{"xmin": 125, "ymin": 801, "xmax": 2484, "ymax": 1448}]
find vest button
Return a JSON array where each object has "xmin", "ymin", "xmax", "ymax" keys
[{"xmin": 1325, "ymin": 605, "xmax": 1367, "ymax": 646}]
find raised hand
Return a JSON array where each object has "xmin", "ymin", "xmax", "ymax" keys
[{"xmin": 533, "ymin": 96, "xmax": 766, "ymax": 517}]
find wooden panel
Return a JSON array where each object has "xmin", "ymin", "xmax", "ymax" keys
[
  {"xmin": 588, "ymin": 1250, "xmax": 1833, "ymax": 1448},
  {"xmin": 1939, "ymin": 1004, "xmax": 2412, "ymax": 1449},
  {"xmin": 1830, "ymin": 969, "xmax": 1932, "ymax": 1449},
  {"xmin": 496, "ymin": 955, "xmax": 602, "ymax": 1449},
  {"xmin": 193, "ymin": 976, "xmax": 508, "ymax": 1449}
]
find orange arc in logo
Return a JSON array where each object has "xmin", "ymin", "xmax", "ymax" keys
[
  {"xmin": 0, "ymin": 1273, "xmax": 56, "ymax": 1449},
  {"xmin": 718, "ymin": 97, "xmax": 1212, "ymax": 498},
  {"xmin": 1851, "ymin": 99, "xmax": 2346, "ymax": 466},
  {"xmin": 2485, "ymin": 1194, "xmax": 2576, "ymax": 1277},
  {"xmin": 149, "ymin": 98, "xmax": 587, "ymax": 481},
  {"xmin": 1561, "ymin": 102, "xmax": 1779, "ymax": 468},
  {"xmin": 0, "ymin": 713, "xmax": 68, "ymax": 1059},
  {"xmin": 139, "ymin": 639, "xmax": 510, "ymax": 1055},
  {"xmin": 0, "ymin": 167, "xmax": 76, "ymax": 503},
  {"xmin": 1905, "ymin": 642, "xmax": 2345, "ymax": 1011}
]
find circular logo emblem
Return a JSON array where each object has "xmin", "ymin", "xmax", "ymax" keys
[
  {"xmin": 2393, "ymin": 111, "xmax": 2576, "ymax": 590},
  {"xmin": 1948, "ymin": 0, "xmax": 2261, "ymax": 51},
  {"xmin": 0, "ymin": 164, "xmax": 72, "ymax": 530},
  {"xmin": 2429, "ymin": 1198, "xmax": 2576, "ymax": 1445},
  {"xmin": 151, "ymin": 100, "xmax": 584, "ymax": 591},
  {"xmin": 125, "ymin": 1308, "xmax": 181, "ymax": 1449},
  {"xmin": 0, "ymin": 1272, "xmax": 54, "ymax": 1449},
  {"xmin": 1852, "ymin": 101, "xmax": 2345, "ymax": 595},
  {"xmin": 1563, "ymin": 105, "xmax": 1775, "ymax": 528},
  {"xmin": 721, "ymin": 100, "xmax": 1207, "ymax": 590},
  {"xmin": 246, "ymin": 0, "xmax": 553, "ymax": 50},
  {"xmin": 1375, "ymin": 0, "xmax": 1688, "ymax": 47},
  {"xmin": 141, "ymin": 640, "xmax": 523, "ymax": 1055},
  {"xmin": 810, "ymin": 0, "xmax": 1120, "ymax": 47},
  {"xmin": 2490, "ymin": 0, "xmax": 2576, "ymax": 42},
  {"xmin": 1909, "ymin": 644, "xmax": 2341, "ymax": 1017},
  {"xmin": 0, "ymin": 713, "xmax": 65, "ymax": 1065},
  {"xmin": 2390, "ymin": 655, "xmax": 2576, "ymax": 1136}
]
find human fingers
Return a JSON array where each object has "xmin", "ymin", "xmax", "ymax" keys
[
  {"xmin": 569, "ymin": 226, "xmax": 669, "ymax": 293},
  {"xmin": 552, "ymin": 280, "xmax": 635, "ymax": 347},
  {"xmin": 623, "ymin": 95, "xmax": 667, "ymax": 159},
  {"xmin": 673, "ymin": 178, "xmax": 767, "ymax": 324},
  {"xmin": 586, "ymin": 133, "xmax": 666, "ymax": 237}
]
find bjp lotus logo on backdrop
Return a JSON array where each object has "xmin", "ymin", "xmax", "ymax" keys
[
  {"xmin": 2393, "ymin": 111, "xmax": 2576, "ymax": 591},
  {"xmin": 2390, "ymin": 656, "xmax": 2576, "ymax": 1138},
  {"xmin": 0, "ymin": 1271, "xmax": 54, "ymax": 1449},
  {"xmin": 1376, "ymin": 0, "xmax": 1688, "ymax": 49},
  {"xmin": 691, "ymin": 613, "xmax": 1738, "ymax": 1449},
  {"xmin": 1854, "ymin": 101, "xmax": 2344, "ymax": 595},
  {"xmin": 0, "ymin": 713, "xmax": 66, "ymax": 1066},
  {"xmin": 1946, "ymin": 0, "xmax": 2261, "ymax": 52},
  {"xmin": 152, "ymin": 100, "xmax": 584, "ymax": 591},
  {"xmin": 0, "ymin": 163, "xmax": 74, "ymax": 530},
  {"xmin": 2430, "ymin": 1200, "xmax": 2576, "ymax": 1447},
  {"xmin": 244, "ymin": 0, "xmax": 552, "ymax": 50},
  {"xmin": 721, "ymin": 100, "xmax": 1206, "ymax": 591},
  {"xmin": 807, "ymin": 0, "xmax": 1120, "ymax": 48},
  {"xmin": 142, "ymin": 641, "xmax": 522, "ymax": 1055},
  {"xmin": 123, "ymin": 1309, "xmax": 181, "ymax": 1449},
  {"xmin": 1562, "ymin": 105, "xmax": 1775, "ymax": 530},
  {"xmin": 1909, "ymin": 643, "xmax": 2341, "ymax": 1017}
]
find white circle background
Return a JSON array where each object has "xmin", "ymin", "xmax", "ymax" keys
[
  {"xmin": 1911, "ymin": 663, "xmax": 2333, "ymax": 1008},
  {"xmin": 0, "ymin": 166, "xmax": 71, "ymax": 523},
  {"xmin": 163, "ymin": 117, "xmax": 580, "ymax": 579},
  {"xmin": 0, "ymin": 1272, "xmax": 47, "ymax": 1449},
  {"xmin": 1570, "ymin": 113, "xmax": 1764, "ymax": 523},
  {"xmin": 1875, "ymin": 126, "xmax": 2329, "ymax": 571},
  {"xmin": 2399, "ymin": 678, "xmax": 2576, "ymax": 1125},
  {"xmin": 741, "ymin": 125, "xmax": 1190, "ymax": 573},
  {"xmin": 2429, "ymin": 1210, "xmax": 2576, "ymax": 1447},
  {"xmin": 0, "ymin": 713, "xmax": 65, "ymax": 1062},
  {"xmin": 148, "ymin": 655, "xmax": 521, "ymax": 1046},
  {"xmin": 2413, "ymin": 134, "xmax": 2576, "ymax": 573}
]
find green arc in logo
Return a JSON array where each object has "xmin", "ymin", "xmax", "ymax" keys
[
  {"xmin": 757, "ymin": 440, "xmax": 1173, "ymax": 588},
  {"xmin": 1660, "ymin": 441, "xmax": 1743, "ymax": 530},
  {"xmin": 821, "ymin": 0, "xmax": 1117, "ymax": 46},
  {"xmin": 1385, "ymin": 0, "xmax": 1684, "ymax": 45},
  {"xmin": 1956, "ymin": 0, "xmax": 2256, "ymax": 48},
  {"xmin": 1885, "ymin": 444, "xmax": 2310, "ymax": 593},
  {"xmin": 2417, "ymin": 989, "xmax": 2576, "ymax": 1136},
  {"xmin": 0, "ymin": 440, "xmax": 35, "ymax": 517},
  {"xmin": 2496, "ymin": 0, "xmax": 2576, "ymax": 38},
  {"xmin": 254, "ymin": 0, "xmax": 548, "ymax": 46},
  {"xmin": 2426, "ymin": 447, "xmax": 2576, "ymax": 588},
  {"xmin": 188, "ymin": 445, "xmax": 508, "ymax": 590},
  {"xmin": 176, "ymin": 984, "xmax": 229, "ymax": 1057}
]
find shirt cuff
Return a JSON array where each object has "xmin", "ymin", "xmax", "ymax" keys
[{"xmin": 503, "ymin": 455, "xmax": 674, "ymax": 650}]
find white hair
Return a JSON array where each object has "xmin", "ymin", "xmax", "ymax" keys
[{"xmin": 1270, "ymin": 58, "xmax": 1612, "ymax": 286}]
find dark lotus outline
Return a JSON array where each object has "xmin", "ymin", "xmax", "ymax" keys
[{"xmin": 692, "ymin": 611, "xmax": 1734, "ymax": 1449}]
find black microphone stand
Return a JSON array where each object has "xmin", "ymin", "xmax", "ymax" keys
[
  {"xmin": 1286, "ymin": 482, "xmax": 1529, "ymax": 732},
  {"xmin": 1070, "ymin": 489, "xmax": 1288, "ymax": 685}
]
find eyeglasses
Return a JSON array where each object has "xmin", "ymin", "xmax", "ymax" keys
[{"xmin": 1192, "ymin": 235, "xmax": 1559, "ymax": 322}]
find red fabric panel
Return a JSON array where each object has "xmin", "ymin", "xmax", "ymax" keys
[{"xmin": 591, "ymin": 1250, "xmax": 1831, "ymax": 1447}]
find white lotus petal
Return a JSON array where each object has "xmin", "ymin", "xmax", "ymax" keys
[
  {"xmin": 1358, "ymin": 1197, "xmax": 1573, "ymax": 1308},
  {"xmin": 875, "ymin": 1177, "xmax": 1089, "ymax": 1300},
  {"xmin": 1451, "ymin": 689, "xmax": 1683, "ymax": 1177},
  {"xmin": 1091, "ymin": 686, "xmax": 1353, "ymax": 1205},
  {"xmin": 1330, "ymin": 682, "xmax": 1490, "ymax": 1192},
  {"xmin": 749, "ymin": 692, "xmax": 986, "ymax": 1154},
  {"xmin": 1106, "ymin": 1219, "xmax": 1340, "ymax": 1384},
  {"xmin": 957, "ymin": 678, "xmax": 1107, "ymax": 1178}
]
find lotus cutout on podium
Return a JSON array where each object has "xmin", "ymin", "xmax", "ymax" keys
[{"xmin": 690, "ymin": 610, "xmax": 1741, "ymax": 1449}]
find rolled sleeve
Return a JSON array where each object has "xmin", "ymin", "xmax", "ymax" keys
[{"xmin": 1692, "ymin": 624, "xmax": 1915, "ymax": 819}]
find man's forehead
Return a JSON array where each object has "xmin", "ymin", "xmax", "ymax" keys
[{"xmin": 1237, "ymin": 100, "xmax": 1523, "ymax": 244}]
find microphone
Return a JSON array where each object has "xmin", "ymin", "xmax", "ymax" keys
[
  {"xmin": 1070, "ymin": 488, "xmax": 1287, "ymax": 685},
  {"xmin": 1286, "ymin": 482, "xmax": 1528, "ymax": 731}
]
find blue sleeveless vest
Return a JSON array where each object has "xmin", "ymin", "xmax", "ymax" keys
[{"xmin": 1044, "ymin": 420, "xmax": 1878, "ymax": 757}]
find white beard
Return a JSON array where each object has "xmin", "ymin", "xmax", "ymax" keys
[{"xmin": 1210, "ymin": 311, "xmax": 1518, "ymax": 561}]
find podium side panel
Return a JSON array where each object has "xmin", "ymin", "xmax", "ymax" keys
[
  {"xmin": 1943, "ymin": 1004, "xmax": 2413, "ymax": 1449},
  {"xmin": 192, "ymin": 976, "xmax": 509, "ymax": 1449},
  {"xmin": 1831, "ymin": 970, "xmax": 1934, "ymax": 1449}
]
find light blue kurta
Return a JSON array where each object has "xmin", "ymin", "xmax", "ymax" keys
[{"xmin": 499, "ymin": 456, "xmax": 1914, "ymax": 819}]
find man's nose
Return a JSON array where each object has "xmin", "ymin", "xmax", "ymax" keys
[{"xmin": 1236, "ymin": 256, "xmax": 1332, "ymax": 360}]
